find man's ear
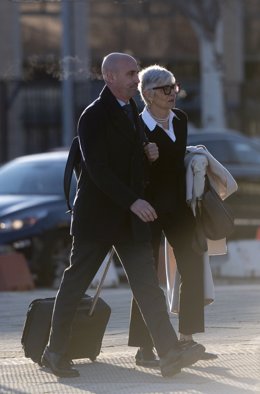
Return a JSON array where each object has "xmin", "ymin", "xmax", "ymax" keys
[{"xmin": 106, "ymin": 71, "xmax": 116, "ymax": 83}]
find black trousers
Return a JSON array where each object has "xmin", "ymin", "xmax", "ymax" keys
[
  {"xmin": 48, "ymin": 235, "xmax": 179, "ymax": 358},
  {"xmin": 128, "ymin": 208, "xmax": 204, "ymax": 348}
]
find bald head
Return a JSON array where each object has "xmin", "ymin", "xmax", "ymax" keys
[
  {"xmin": 101, "ymin": 52, "xmax": 137, "ymax": 80},
  {"xmin": 101, "ymin": 52, "xmax": 139, "ymax": 102}
]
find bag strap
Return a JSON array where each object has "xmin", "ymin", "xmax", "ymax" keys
[{"xmin": 63, "ymin": 136, "xmax": 81, "ymax": 213}]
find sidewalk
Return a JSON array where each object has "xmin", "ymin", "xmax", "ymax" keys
[{"xmin": 0, "ymin": 282, "xmax": 259, "ymax": 394}]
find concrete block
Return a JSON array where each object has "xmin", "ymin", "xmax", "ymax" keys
[
  {"xmin": 219, "ymin": 240, "xmax": 260, "ymax": 278},
  {"xmin": 0, "ymin": 252, "xmax": 35, "ymax": 291}
]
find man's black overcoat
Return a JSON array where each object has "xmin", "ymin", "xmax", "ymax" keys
[{"xmin": 70, "ymin": 86, "xmax": 150, "ymax": 243}]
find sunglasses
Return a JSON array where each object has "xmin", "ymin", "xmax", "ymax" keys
[{"xmin": 152, "ymin": 83, "xmax": 180, "ymax": 95}]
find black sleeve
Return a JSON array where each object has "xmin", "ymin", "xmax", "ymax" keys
[{"xmin": 78, "ymin": 106, "xmax": 138, "ymax": 210}]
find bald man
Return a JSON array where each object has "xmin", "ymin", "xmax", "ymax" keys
[{"xmin": 41, "ymin": 53, "xmax": 204, "ymax": 378}]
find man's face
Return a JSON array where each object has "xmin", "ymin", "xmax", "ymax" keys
[{"xmin": 110, "ymin": 58, "xmax": 139, "ymax": 101}]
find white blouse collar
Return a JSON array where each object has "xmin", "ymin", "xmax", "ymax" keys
[{"xmin": 141, "ymin": 106, "xmax": 175, "ymax": 131}]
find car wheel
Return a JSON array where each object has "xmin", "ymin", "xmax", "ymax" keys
[{"xmin": 36, "ymin": 230, "xmax": 71, "ymax": 288}]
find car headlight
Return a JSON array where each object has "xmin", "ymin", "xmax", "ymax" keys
[{"xmin": 0, "ymin": 210, "xmax": 48, "ymax": 232}]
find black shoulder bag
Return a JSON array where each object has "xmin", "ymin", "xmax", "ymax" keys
[{"xmin": 197, "ymin": 176, "xmax": 235, "ymax": 241}]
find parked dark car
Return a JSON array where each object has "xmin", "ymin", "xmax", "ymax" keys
[
  {"xmin": 187, "ymin": 129, "xmax": 260, "ymax": 239},
  {"xmin": 0, "ymin": 151, "xmax": 76, "ymax": 288}
]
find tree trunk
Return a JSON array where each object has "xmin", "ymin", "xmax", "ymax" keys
[{"xmin": 197, "ymin": 21, "xmax": 226, "ymax": 129}]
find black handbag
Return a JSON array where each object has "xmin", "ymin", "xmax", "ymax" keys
[{"xmin": 197, "ymin": 177, "xmax": 235, "ymax": 241}]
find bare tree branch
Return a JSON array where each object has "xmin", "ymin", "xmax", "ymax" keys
[{"xmin": 173, "ymin": 0, "xmax": 221, "ymax": 40}]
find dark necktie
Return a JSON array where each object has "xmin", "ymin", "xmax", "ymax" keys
[{"xmin": 123, "ymin": 103, "xmax": 135, "ymax": 125}]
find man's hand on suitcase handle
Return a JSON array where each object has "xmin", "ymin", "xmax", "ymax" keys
[{"xmin": 130, "ymin": 199, "xmax": 158, "ymax": 222}]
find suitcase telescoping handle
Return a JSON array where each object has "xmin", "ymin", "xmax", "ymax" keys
[{"xmin": 88, "ymin": 247, "xmax": 118, "ymax": 316}]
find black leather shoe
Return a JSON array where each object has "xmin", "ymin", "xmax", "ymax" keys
[
  {"xmin": 41, "ymin": 347, "xmax": 79, "ymax": 378},
  {"xmin": 160, "ymin": 343, "xmax": 205, "ymax": 377},
  {"xmin": 178, "ymin": 341, "xmax": 206, "ymax": 368},
  {"xmin": 200, "ymin": 351, "xmax": 218, "ymax": 360},
  {"xmin": 159, "ymin": 347, "xmax": 182, "ymax": 377},
  {"xmin": 135, "ymin": 347, "xmax": 160, "ymax": 367},
  {"xmin": 179, "ymin": 339, "xmax": 206, "ymax": 353},
  {"xmin": 179, "ymin": 340, "xmax": 217, "ymax": 360}
]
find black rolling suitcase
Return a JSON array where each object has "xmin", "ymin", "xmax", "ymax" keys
[{"xmin": 21, "ymin": 250, "xmax": 114, "ymax": 365}]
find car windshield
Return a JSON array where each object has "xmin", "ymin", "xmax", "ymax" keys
[
  {"xmin": 0, "ymin": 159, "xmax": 65, "ymax": 195},
  {"xmin": 232, "ymin": 140, "xmax": 260, "ymax": 165},
  {"xmin": 188, "ymin": 135, "xmax": 260, "ymax": 165}
]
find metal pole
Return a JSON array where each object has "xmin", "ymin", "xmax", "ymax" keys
[
  {"xmin": 0, "ymin": 81, "xmax": 8, "ymax": 163},
  {"xmin": 61, "ymin": 0, "xmax": 74, "ymax": 147}
]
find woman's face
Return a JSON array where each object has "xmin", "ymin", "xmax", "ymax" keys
[{"xmin": 151, "ymin": 82, "xmax": 178, "ymax": 111}]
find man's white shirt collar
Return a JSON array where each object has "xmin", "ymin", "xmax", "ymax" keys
[{"xmin": 118, "ymin": 99, "xmax": 129, "ymax": 106}]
